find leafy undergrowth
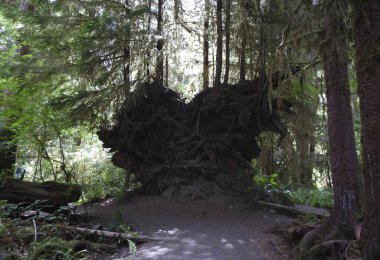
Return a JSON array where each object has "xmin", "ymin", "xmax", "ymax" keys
[
  {"xmin": 254, "ymin": 173, "xmax": 333, "ymax": 209},
  {"xmin": 0, "ymin": 199, "xmax": 137, "ymax": 259},
  {"xmin": 288, "ymin": 188, "xmax": 333, "ymax": 209}
]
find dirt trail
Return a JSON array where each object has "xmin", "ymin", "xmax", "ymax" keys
[{"xmin": 87, "ymin": 196, "xmax": 295, "ymax": 260}]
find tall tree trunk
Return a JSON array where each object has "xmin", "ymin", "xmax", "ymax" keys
[
  {"xmin": 214, "ymin": 0, "xmax": 223, "ymax": 88},
  {"xmin": 259, "ymin": 133, "xmax": 274, "ymax": 176},
  {"xmin": 146, "ymin": 0, "xmax": 152, "ymax": 77},
  {"xmin": 202, "ymin": 0, "xmax": 210, "ymax": 89},
  {"xmin": 223, "ymin": 0, "xmax": 231, "ymax": 85},
  {"xmin": 239, "ymin": 32, "xmax": 247, "ymax": 82},
  {"xmin": 299, "ymin": 2, "xmax": 362, "ymax": 258},
  {"xmin": 352, "ymin": 1, "xmax": 380, "ymax": 259},
  {"xmin": 123, "ymin": 0, "xmax": 131, "ymax": 94},
  {"xmin": 165, "ymin": 55, "xmax": 168, "ymax": 86},
  {"xmin": 324, "ymin": 2, "xmax": 362, "ymax": 221},
  {"xmin": 156, "ymin": 0, "xmax": 164, "ymax": 87},
  {"xmin": 294, "ymin": 103, "xmax": 315, "ymax": 187},
  {"xmin": 239, "ymin": 0, "xmax": 248, "ymax": 82}
]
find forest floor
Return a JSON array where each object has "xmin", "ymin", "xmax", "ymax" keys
[{"xmin": 86, "ymin": 195, "xmax": 296, "ymax": 260}]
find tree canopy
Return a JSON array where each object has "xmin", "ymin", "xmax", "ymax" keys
[{"xmin": 1, "ymin": 0, "xmax": 379, "ymax": 258}]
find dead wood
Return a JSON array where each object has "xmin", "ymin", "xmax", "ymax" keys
[
  {"xmin": 0, "ymin": 180, "xmax": 81, "ymax": 205},
  {"xmin": 258, "ymin": 201, "xmax": 330, "ymax": 218},
  {"xmin": 64, "ymin": 226, "xmax": 170, "ymax": 243},
  {"xmin": 98, "ymin": 78, "xmax": 291, "ymax": 199}
]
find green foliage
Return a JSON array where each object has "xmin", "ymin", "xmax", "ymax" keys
[
  {"xmin": 254, "ymin": 173, "xmax": 293, "ymax": 205},
  {"xmin": 0, "ymin": 1, "xmax": 150, "ymax": 126},
  {"xmin": 254, "ymin": 173, "xmax": 333, "ymax": 209},
  {"xmin": 28, "ymin": 237, "xmax": 88, "ymax": 260},
  {"xmin": 77, "ymin": 160, "xmax": 126, "ymax": 203},
  {"xmin": 128, "ymin": 239, "xmax": 137, "ymax": 254},
  {"xmin": 254, "ymin": 173, "xmax": 281, "ymax": 190},
  {"xmin": 289, "ymin": 188, "xmax": 333, "ymax": 209}
]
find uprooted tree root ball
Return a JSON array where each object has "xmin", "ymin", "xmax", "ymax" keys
[{"xmin": 98, "ymin": 79, "xmax": 292, "ymax": 200}]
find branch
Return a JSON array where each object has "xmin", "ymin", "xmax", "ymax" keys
[{"xmin": 64, "ymin": 226, "xmax": 176, "ymax": 243}]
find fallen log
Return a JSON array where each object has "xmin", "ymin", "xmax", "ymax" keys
[
  {"xmin": 258, "ymin": 201, "xmax": 330, "ymax": 218},
  {"xmin": 64, "ymin": 226, "xmax": 173, "ymax": 243},
  {"xmin": 0, "ymin": 180, "xmax": 81, "ymax": 205}
]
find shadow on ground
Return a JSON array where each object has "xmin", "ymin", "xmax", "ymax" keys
[{"xmin": 87, "ymin": 196, "xmax": 295, "ymax": 260}]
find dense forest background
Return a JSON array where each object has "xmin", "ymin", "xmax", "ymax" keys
[
  {"xmin": 0, "ymin": 0, "xmax": 379, "ymax": 259},
  {"xmin": 0, "ymin": 0, "xmax": 340, "ymax": 192}
]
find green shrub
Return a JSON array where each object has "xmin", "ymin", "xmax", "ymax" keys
[
  {"xmin": 254, "ymin": 173, "xmax": 281, "ymax": 190},
  {"xmin": 77, "ymin": 161, "xmax": 126, "ymax": 203},
  {"xmin": 28, "ymin": 237, "xmax": 88, "ymax": 260},
  {"xmin": 289, "ymin": 188, "xmax": 333, "ymax": 209}
]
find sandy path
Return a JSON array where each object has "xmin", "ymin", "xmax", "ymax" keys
[{"xmin": 87, "ymin": 196, "xmax": 294, "ymax": 260}]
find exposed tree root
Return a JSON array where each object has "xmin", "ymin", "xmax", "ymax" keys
[
  {"xmin": 298, "ymin": 216, "xmax": 360, "ymax": 260},
  {"xmin": 98, "ymin": 79, "xmax": 292, "ymax": 199}
]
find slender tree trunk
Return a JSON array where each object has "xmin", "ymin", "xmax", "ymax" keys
[
  {"xmin": 146, "ymin": 0, "xmax": 152, "ymax": 77},
  {"xmin": 165, "ymin": 55, "xmax": 168, "ymax": 86},
  {"xmin": 214, "ymin": 0, "xmax": 223, "ymax": 88},
  {"xmin": 239, "ymin": 0, "xmax": 248, "ymax": 82},
  {"xmin": 123, "ymin": 0, "xmax": 131, "ymax": 94},
  {"xmin": 299, "ymin": 2, "xmax": 362, "ymax": 258},
  {"xmin": 223, "ymin": 0, "xmax": 231, "ymax": 85},
  {"xmin": 352, "ymin": 1, "xmax": 380, "ymax": 259},
  {"xmin": 294, "ymin": 103, "xmax": 315, "ymax": 187},
  {"xmin": 156, "ymin": 0, "xmax": 164, "ymax": 87},
  {"xmin": 259, "ymin": 134, "xmax": 273, "ymax": 176},
  {"xmin": 239, "ymin": 32, "xmax": 247, "ymax": 82},
  {"xmin": 202, "ymin": 0, "xmax": 210, "ymax": 89}
]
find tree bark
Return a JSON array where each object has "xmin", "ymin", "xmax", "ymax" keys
[
  {"xmin": 146, "ymin": 0, "xmax": 152, "ymax": 77},
  {"xmin": 239, "ymin": 0, "xmax": 247, "ymax": 83},
  {"xmin": 223, "ymin": 0, "xmax": 231, "ymax": 85},
  {"xmin": 294, "ymin": 103, "xmax": 315, "ymax": 187},
  {"xmin": 202, "ymin": 0, "xmax": 210, "ymax": 89},
  {"xmin": 0, "ymin": 180, "xmax": 81, "ymax": 205},
  {"xmin": 299, "ymin": 2, "xmax": 362, "ymax": 258},
  {"xmin": 324, "ymin": 1, "xmax": 362, "ymax": 222},
  {"xmin": 214, "ymin": 0, "xmax": 223, "ymax": 88},
  {"xmin": 156, "ymin": 0, "xmax": 164, "ymax": 87},
  {"xmin": 351, "ymin": 1, "xmax": 380, "ymax": 259},
  {"xmin": 259, "ymin": 133, "xmax": 274, "ymax": 176},
  {"xmin": 123, "ymin": 0, "xmax": 131, "ymax": 94},
  {"xmin": 239, "ymin": 32, "xmax": 247, "ymax": 82}
]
